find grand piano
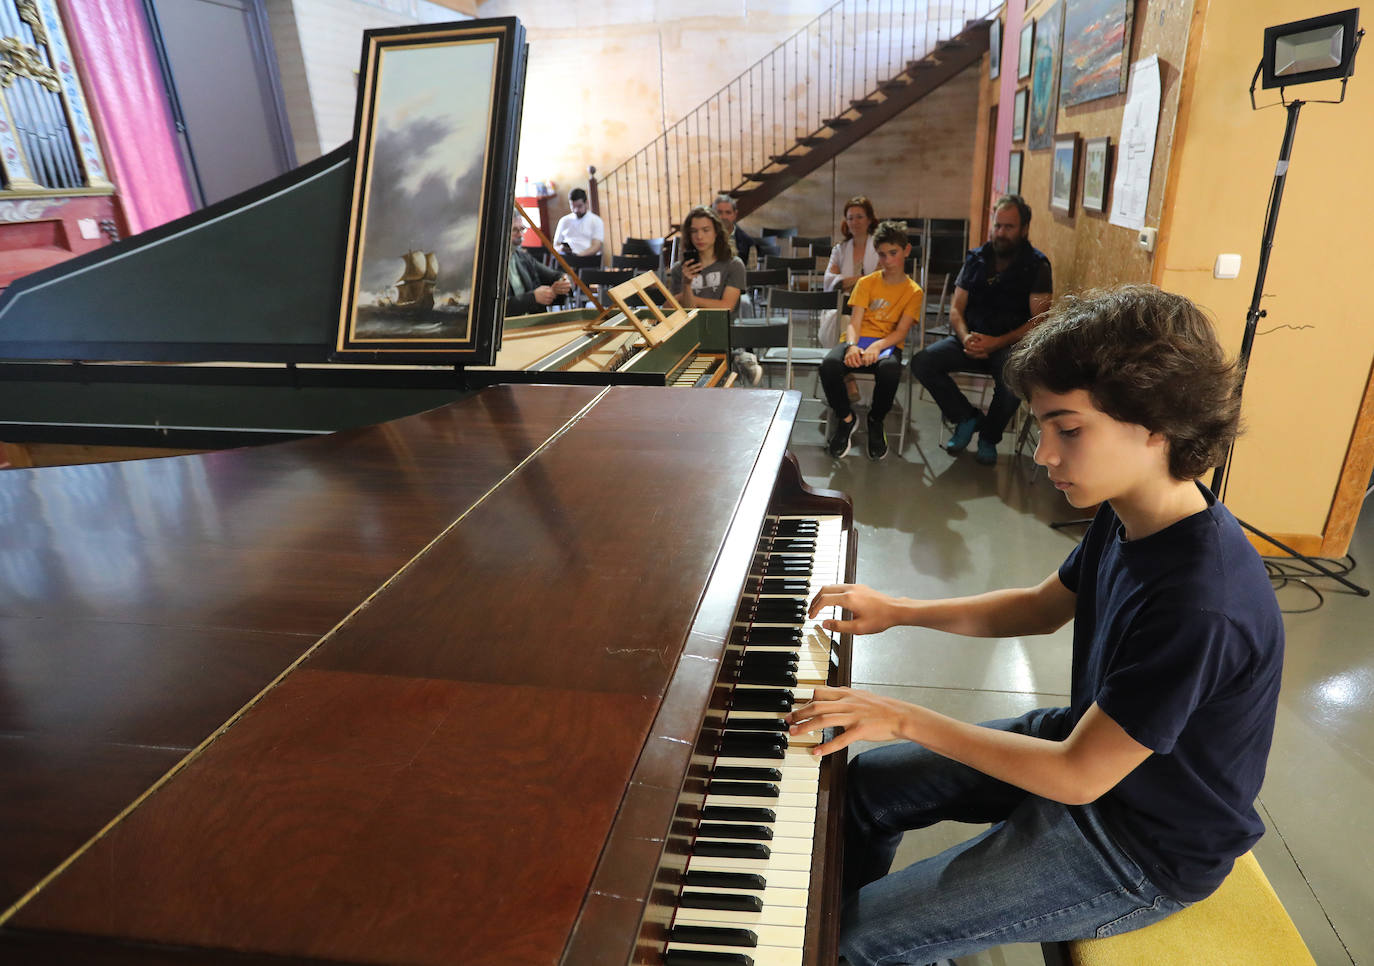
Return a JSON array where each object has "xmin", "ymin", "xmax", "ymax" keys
[{"xmin": 0, "ymin": 384, "xmax": 856, "ymax": 965}]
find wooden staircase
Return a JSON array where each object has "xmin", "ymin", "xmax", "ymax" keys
[
  {"xmin": 595, "ymin": 1, "xmax": 997, "ymax": 250},
  {"xmin": 730, "ymin": 21, "xmax": 990, "ymax": 219}
]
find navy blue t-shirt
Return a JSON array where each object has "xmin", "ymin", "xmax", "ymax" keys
[
  {"xmin": 1058, "ymin": 487, "xmax": 1283, "ymax": 901},
  {"xmin": 955, "ymin": 240, "xmax": 1052, "ymax": 337}
]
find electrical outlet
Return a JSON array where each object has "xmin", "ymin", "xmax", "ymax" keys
[{"xmin": 1137, "ymin": 227, "xmax": 1157, "ymax": 253}]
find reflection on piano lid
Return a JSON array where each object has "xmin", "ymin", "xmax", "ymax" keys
[{"xmin": 0, "ymin": 385, "xmax": 854, "ymax": 966}]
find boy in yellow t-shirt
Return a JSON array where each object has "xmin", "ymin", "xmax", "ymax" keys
[{"xmin": 821, "ymin": 221, "xmax": 924, "ymax": 460}]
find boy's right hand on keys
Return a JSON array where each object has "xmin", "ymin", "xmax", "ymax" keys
[{"xmin": 808, "ymin": 583, "xmax": 902, "ymax": 635}]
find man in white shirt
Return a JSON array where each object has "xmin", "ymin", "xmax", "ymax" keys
[{"xmin": 552, "ymin": 188, "xmax": 604, "ymax": 257}]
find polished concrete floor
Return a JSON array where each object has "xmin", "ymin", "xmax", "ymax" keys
[{"xmin": 786, "ymin": 386, "xmax": 1372, "ymax": 966}]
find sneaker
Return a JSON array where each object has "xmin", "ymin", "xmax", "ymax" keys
[
  {"xmin": 731, "ymin": 348, "xmax": 762, "ymax": 385},
  {"xmin": 975, "ymin": 438, "xmax": 998, "ymax": 465},
  {"xmin": 867, "ymin": 414, "xmax": 888, "ymax": 460},
  {"xmin": 827, "ymin": 415, "xmax": 855, "ymax": 459},
  {"xmin": 945, "ymin": 415, "xmax": 980, "ymax": 453}
]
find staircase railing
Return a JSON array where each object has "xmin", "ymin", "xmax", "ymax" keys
[{"xmin": 597, "ymin": 0, "xmax": 997, "ymax": 255}]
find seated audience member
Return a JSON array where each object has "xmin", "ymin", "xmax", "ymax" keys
[
  {"xmin": 910, "ymin": 194, "xmax": 1052, "ymax": 465},
  {"xmin": 552, "ymin": 187, "xmax": 604, "ymax": 257},
  {"xmin": 668, "ymin": 205, "xmax": 757, "ymax": 384},
  {"xmin": 789, "ymin": 285, "xmax": 1281, "ymax": 966},
  {"xmin": 820, "ymin": 220, "xmax": 922, "ymax": 460},
  {"xmin": 713, "ymin": 193, "xmax": 756, "ymax": 267},
  {"xmin": 505, "ymin": 213, "xmax": 570, "ymax": 316},
  {"xmin": 823, "ymin": 195, "xmax": 880, "ymax": 295}
]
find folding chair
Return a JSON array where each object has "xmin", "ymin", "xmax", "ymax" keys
[
  {"xmin": 765, "ymin": 254, "xmax": 821, "ymax": 291},
  {"xmin": 761, "ymin": 226, "xmax": 798, "ymax": 240},
  {"xmin": 612, "ymin": 253, "xmax": 658, "ymax": 271},
  {"xmin": 753, "ymin": 235, "xmax": 781, "ymax": 267},
  {"xmin": 622, "ymin": 237, "xmax": 664, "ymax": 257},
  {"xmin": 582, "ymin": 268, "xmax": 635, "ymax": 306},
  {"xmin": 757, "ymin": 287, "xmax": 834, "ymax": 394},
  {"xmin": 791, "ymin": 235, "xmax": 832, "ymax": 257},
  {"xmin": 743, "ymin": 269, "xmax": 788, "ymax": 319}
]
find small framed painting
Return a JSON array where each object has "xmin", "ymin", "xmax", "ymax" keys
[
  {"xmin": 990, "ymin": 16, "xmax": 1001, "ymax": 79},
  {"xmin": 1018, "ymin": 21, "xmax": 1034, "ymax": 80},
  {"xmin": 1050, "ymin": 133, "xmax": 1079, "ymax": 215},
  {"xmin": 1008, "ymin": 150, "xmax": 1023, "ymax": 196},
  {"xmin": 1082, "ymin": 136, "xmax": 1111, "ymax": 213},
  {"xmin": 1012, "ymin": 88, "xmax": 1029, "ymax": 142}
]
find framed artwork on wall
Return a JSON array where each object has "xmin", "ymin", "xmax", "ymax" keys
[
  {"xmin": 1060, "ymin": 0, "xmax": 1134, "ymax": 107},
  {"xmin": 1082, "ymin": 136, "xmax": 1111, "ymax": 212},
  {"xmin": 1008, "ymin": 150, "xmax": 1024, "ymax": 196},
  {"xmin": 990, "ymin": 16, "xmax": 1002, "ymax": 79},
  {"xmin": 1018, "ymin": 21, "xmax": 1034, "ymax": 79},
  {"xmin": 1029, "ymin": 1, "xmax": 1064, "ymax": 150},
  {"xmin": 335, "ymin": 18, "xmax": 526, "ymax": 362},
  {"xmin": 1012, "ymin": 88, "xmax": 1029, "ymax": 141},
  {"xmin": 1050, "ymin": 133, "xmax": 1079, "ymax": 215}
]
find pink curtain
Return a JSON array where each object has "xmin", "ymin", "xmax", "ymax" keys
[{"xmin": 61, "ymin": 0, "xmax": 194, "ymax": 235}]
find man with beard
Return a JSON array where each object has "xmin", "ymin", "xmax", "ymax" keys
[
  {"xmin": 910, "ymin": 195, "xmax": 1052, "ymax": 465},
  {"xmin": 506, "ymin": 211, "xmax": 571, "ymax": 316},
  {"xmin": 552, "ymin": 187, "xmax": 604, "ymax": 258}
]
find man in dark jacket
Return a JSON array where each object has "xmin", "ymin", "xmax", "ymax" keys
[
  {"xmin": 506, "ymin": 215, "xmax": 570, "ymax": 316},
  {"xmin": 910, "ymin": 195, "xmax": 1053, "ymax": 465}
]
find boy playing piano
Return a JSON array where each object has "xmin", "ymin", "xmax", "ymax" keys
[{"xmin": 788, "ymin": 285, "xmax": 1284, "ymax": 965}]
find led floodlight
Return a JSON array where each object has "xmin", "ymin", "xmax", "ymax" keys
[{"xmin": 1261, "ymin": 8, "xmax": 1361, "ymax": 90}]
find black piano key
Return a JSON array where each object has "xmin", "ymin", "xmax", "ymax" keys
[
  {"xmin": 670, "ymin": 925, "xmax": 758, "ymax": 948},
  {"xmin": 720, "ymin": 727, "xmax": 787, "ymax": 744},
  {"xmin": 683, "ymin": 869, "xmax": 767, "ymax": 890},
  {"xmin": 693, "ymin": 841, "xmax": 770, "ymax": 860},
  {"xmin": 771, "ymin": 520, "xmax": 818, "ymax": 536},
  {"xmin": 665, "ymin": 950, "xmax": 754, "ymax": 965},
  {"xmin": 711, "ymin": 765, "xmax": 782, "ymax": 782},
  {"xmin": 760, "ymin": 577, "xmax": 810, "ymax": 595},
  {"xmin": 718, "ymin": 742, "xmax": 784, "ymax": 761},
  {"xmin": 698, "ymin": 823, "xmax": 773, "ymax": 841},
  {"xmin": 736, "ymin": 667, "xmax": 797, "ymax": 687},
  {"xmin": 708, "ymin": 781, "xmax": 779, "ymax": 798},
  {"xmin": 731, "ymin": 689, "xmax": 793, "ymax": 713},
  {"xmin": 679, "ymin": 891, "xmax": 765, "ymax": 913},
  {"xmin": 720, "ymin": 718, "xmax": 786, "ymax": 733},
  {"xmin": 762, "ymin": 539, "xmax": 816, "ymax": 553},
  {"xmin": 738, "ymin": 650, "xmax": 798, "ymax": 666},
  {"xmin": 762, "ymin": 559, "xmax": 810, "ymax": 576},
  {"xmin": 744, "ymin": 602, "xmax": 806, "ymax": 622}
]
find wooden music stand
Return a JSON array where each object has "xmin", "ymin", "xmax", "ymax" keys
[{"xmin": 588, "ymin": 271, "xmax": 695, "ymax": 347}]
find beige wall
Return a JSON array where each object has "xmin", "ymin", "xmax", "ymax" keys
[
  {"xmin": 1156, "ymin": 0, "xmax": 1374, "ymax": 553},
  {"xmin": 266, "ymin": 0, "xmax": 469, "ymax": 163},
  {"xmin": 475, "ymin": 0, "xmax": 838, "ymax": 225},
  {"xmin": 1003, "ymin": 0, "xmax": 1193, "ymax": 296},
  {"xmin": 746, "ymin": 64, "xmax": 982, "ymax": 242}
]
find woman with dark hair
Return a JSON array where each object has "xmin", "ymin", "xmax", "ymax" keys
[
  {"xmin": 669, "ymin": 205, "xmax": 746, "ymax": 315},
  {"xmin": 668, "ymin": 205, "xmax": 756, "ymax": 382},
  {"xmin": 823, "ymin": 196, "xmax": 881, "ymax": 294}
]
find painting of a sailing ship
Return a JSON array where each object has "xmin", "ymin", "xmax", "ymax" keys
[
  {"xmin": 1059, "ymin": 0, "xmax": 1132, "ymax": 107},
  {"xmin": 336, "ymin": 19, "xmax": 525, "ymax": 360}
]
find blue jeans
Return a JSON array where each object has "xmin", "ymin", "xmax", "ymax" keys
[
  {"xmin": 841, "ymin": 707, "xmax": 1190, "ymax": 966},
  {"xmin": 908, "ymin": 335, "xmax": 1021, "ymax": 445}
]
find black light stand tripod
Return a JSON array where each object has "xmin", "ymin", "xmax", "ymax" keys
[{"xmin": 1206, "ymin": 48, "xmax": 1368, "ymax": 598}]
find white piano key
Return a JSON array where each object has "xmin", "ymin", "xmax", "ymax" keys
[
  {"xmin": 701, "ymin": 791, "xmax": 816, "ymax": 811},
  {"xmin": 686, "ymin": 848, "xmax": 812, "ymax": 873},
  {"xmin": 673, "ymin": 901, "xmax": 807, "ymax": 928}
]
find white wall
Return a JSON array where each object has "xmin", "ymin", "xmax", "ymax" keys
[{"xmin": 266, "ymin": 0, "xmax": 471, "ymax": 162}]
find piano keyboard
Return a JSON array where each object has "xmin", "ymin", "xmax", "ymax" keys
[
  {"xmin": 669, "ymin": 352, "xmax": 730, "ymax": 387},
  {"xmin": 664, "ymin": 515, "xmax": 848, "ymax": 966}
]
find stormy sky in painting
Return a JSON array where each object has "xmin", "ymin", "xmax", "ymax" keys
[
  {"xmin": 357, "ymin": 40, "xmax": 497, "ymax": 302},
  {"xmin": 1060, "ymin": 0, "xmax": 1128, "ymax": 107}
]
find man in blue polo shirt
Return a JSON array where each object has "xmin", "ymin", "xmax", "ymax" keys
[{"xmin": 911, "ymin": 195, "xmax": 1052, "ymax": 465}]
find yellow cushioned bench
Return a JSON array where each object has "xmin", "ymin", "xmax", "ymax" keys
[{"xmin": 1041, "ymin": 851, "xmax": 1316, "ymax": 966}]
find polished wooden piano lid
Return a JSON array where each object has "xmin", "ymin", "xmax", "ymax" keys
[{"xmin": 1, "ymin": 384, "xmax": 802, "ymax": 965}]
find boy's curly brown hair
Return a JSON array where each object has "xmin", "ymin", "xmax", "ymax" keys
[{"xmin": 1004, "ymin": 285, "xmax": 1241, "ymax": 481}]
